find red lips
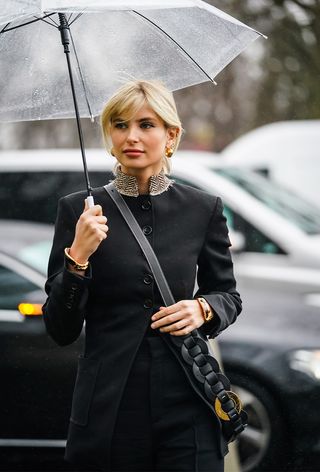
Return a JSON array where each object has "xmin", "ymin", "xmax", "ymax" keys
[{"xmin": 123, "ymin": 148, "xmax": 144, "ymax": 153}]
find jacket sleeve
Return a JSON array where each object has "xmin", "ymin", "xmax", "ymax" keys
[
  {"xmin": 42, "ymin": 196, "xmax": 91, "ymax": 346},
  {"xmin": 194, "ymin": 196, "xmax": 242, "ymax": 338}
]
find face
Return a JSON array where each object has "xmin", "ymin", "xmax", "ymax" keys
[{"xmin": 109, "ymin": 104, "xmax": 177, "ymax": 177}]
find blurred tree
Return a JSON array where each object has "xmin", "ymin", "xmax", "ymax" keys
[
  {"xmin": 0, "ymin": 0, "xmax": 319, "ymax": 152},
  {"xmin": 220, "ymin": 0, "xmax": 320, "ymax": 121}
]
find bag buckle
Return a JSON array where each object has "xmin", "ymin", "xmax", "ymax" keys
[{"xmin": 214, "ymin": 391, "xmax": 242, "ymax": 421}]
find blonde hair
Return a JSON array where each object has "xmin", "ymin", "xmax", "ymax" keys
[{"xmin": 100, "ymin": 80, "xmax": 182, "ymax": 174}]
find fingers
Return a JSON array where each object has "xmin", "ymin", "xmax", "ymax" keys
[
  {"xmin": 150, "ymin": 311, "xmax": 182, "ymax": 329},
  {"xmin": 151, "ymin": 300, "xmax": 205, "ymax": 336},
  {"xmin": 151, "ymin": 302, "xmax": 182, "ymax": 321},
  {"xmin": 83, "ymin": 201, "xmax": 104, "ymax": 217},
  {"xmin": 159, "ymin": 318, "xmax": 190, "ymax": 334},
  {"xmin": 72, "ymin": 202, "xmax": 109, "ymax": 261},
  {"xmin": 170, "ymin": 326, "xmax": 196, "ymax": 336}
]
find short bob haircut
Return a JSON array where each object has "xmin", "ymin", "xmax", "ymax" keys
[{"xmin": 100, "ymin": 80, "xmax": 182, "ymax": 174}]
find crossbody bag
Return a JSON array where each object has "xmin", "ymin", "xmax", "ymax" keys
[{"xmin": 105, "ymin": 182, "xmax": 247, "ymax": 443}]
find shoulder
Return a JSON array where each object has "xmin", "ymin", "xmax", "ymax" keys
[{"xmin": 170, "ymin": 181, "xmax": 220, "ymax": 214}]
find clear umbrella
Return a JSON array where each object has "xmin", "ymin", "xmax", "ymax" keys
[{"xmin": 0, "ymin": 0, "xmax": 265, "ymax": 203}]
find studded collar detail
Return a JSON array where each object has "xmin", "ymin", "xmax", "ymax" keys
[{"xmin": 112, "ymin": 165, "xmax": 174, "ymax": 197}]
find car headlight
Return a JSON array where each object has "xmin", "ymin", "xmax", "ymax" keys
[{"xmin": 288, "ymin": 350, "xmax": 320, "ymax": 381}]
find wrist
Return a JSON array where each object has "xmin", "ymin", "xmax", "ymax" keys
[
  {"xmin": 69, "ymin": 245, "xmax": 89, "ymax": 265},
  {"xmin": 65, "ymin": 247, "xmax": 89, "ymax": 271},
  {"xmin": 197, "ymin": 297, "xmax": 214, "ymax": 323}
]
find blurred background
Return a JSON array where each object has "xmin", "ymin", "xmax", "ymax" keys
[
  {"xmin": 0, "ymin": 1, "xmax": 320, "ymax": 472},
  {"xmin": 0, "ymin": 0, "xmax": 319, "ymax": 151}
]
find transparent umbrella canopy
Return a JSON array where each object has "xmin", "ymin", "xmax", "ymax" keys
[
  {"xmin": 0, "ymin": 0, "xmax": 264, "ymax": 202},
  {"xmin": 0, "ymin": 0, "xmax": 264, "ymax": 122}
]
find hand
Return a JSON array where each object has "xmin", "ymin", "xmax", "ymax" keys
[
  {"xmin": 150, "ymin": 300, "xmax": 205, "ymax": 336},
  {"xmin": 69, "ymin": 199, "xmax": 109, "ymax": 263}
]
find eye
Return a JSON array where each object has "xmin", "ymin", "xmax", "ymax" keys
[
  {"xmin": 140, "ymin": 122, "xmax": 154, "ymax": 129},
  {"xmin": 114, "ymin": 122, "xmax": 127, "ymax": 129}
]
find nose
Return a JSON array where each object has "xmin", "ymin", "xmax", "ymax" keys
[{"xmin": 126, "ymin": 125, "xmax": 139, "ymax": 144}]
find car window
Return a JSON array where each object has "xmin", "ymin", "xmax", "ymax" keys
[
  {"xmin": 0, "ymin": 264, "xmax": 39, "ymax": 311},
  {"xmin": 0, "ymin": 171, "xmax": 114, "ymax": 224},
  {"xmin": 215, "ymin": 168, "xmax": 320, "ymax": 235},
  {"xmin": 223, "ymin": 205, "xmax": 285, "ymax": 254},
  {"xmin": 18, "ymin": 241, "xmax": 52, "ymax": 274}
]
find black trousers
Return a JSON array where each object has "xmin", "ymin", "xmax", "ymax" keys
[{"xmin": 110, "ymin": 334, "xmax": 224, "ymax": 472}]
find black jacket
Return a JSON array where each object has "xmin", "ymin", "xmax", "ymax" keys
[{"xmin": 43, "ymin": 182, "xmax": 242, "ymax": 470}]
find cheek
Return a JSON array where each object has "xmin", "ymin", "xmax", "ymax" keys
[
  {"xmin": 149, "ymin": 131, "xmax": 167, "ymax": 150},
  {"xmin": 110, "ymin": 131, "xmax": 122, "ymax": 147}
]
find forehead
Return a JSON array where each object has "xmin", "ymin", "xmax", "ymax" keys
[{"xmin": 115, "ymin": 104, "xmax": 162, "ymax": 122}]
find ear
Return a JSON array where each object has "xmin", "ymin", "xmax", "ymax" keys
[{"xmin": 166, "ymin": 127, "xmax": 179, "ymax": 147}]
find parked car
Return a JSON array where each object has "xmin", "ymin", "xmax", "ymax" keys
[
  {"xmin": 177, "ymin": 151, "xmax": 320, "ymax": 291},
  {"xmin": 220, "ymin": 120, "xmax": 320, "ymax": 208},
  {"xmin": 1, "ymin": 220, "xmax": 320, "ymax": 471},
  {"xmin": 1, "ymin": 148, "xmax": 320, "ymax": 276},
  {"xmin": 0, "ymin": 221, "xmax": 82, "ymax": 471}
]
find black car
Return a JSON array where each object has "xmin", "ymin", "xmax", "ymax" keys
[
  {"xmin": 1, "ymin": 220, "xmax": 320, "ymax": 471},
  {"xmin": 221, "ymin": 277, "xmax": 320, "ymax": 472},
  {"xmin": 0, "ymin": 221, "xmax": 81, "ymax": 471}
]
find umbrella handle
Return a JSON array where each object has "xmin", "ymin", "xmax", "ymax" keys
[{"xmin": 86, "ymin": 196, "xmax": 95, "ymax": 209}]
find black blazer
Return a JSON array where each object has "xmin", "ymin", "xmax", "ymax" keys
[{"xmin": 43, "ymin": 182, "xmax": 242, "ymax": 470}]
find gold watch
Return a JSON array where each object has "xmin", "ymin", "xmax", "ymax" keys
[
  {"xmin": 64, "ymin": 247, "xmax": 89, "ymax": 271},
  {"xmin": 197, "ymin": 297, "xmax": 214, "ymax": 323}
]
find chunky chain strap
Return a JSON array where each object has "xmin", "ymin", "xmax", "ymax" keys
[{"xmin": 169, "ymin": 331, "xmax": 247, "ymax": 440}]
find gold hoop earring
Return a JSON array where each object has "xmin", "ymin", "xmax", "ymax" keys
[{"xmin": 165, "ymin": 146, "xmax": 174, "ymax": 158}]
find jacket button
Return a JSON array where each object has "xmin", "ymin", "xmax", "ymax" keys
[
  {"xmin": 143, "ymin": 274, "xmax": 153, "ymax": 285},
  {"xmin": 141, "ymin": 200, "xmax": 151, "ymax": 211},
  {"xmin": 142, "ymin": 225, "xmax": 152, "ymax": 235},
  {"xmin": 144, "ymin": 299, "xmax": 153, "ymax": 309}
]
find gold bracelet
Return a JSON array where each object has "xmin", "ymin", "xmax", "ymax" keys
[
  {"xmin": 197, "ymin": 297, "xmax": 214, "ymax": 323},
  {"xmin": 64, "ymin": 247, "xmax": 89, "ymax": 271}
]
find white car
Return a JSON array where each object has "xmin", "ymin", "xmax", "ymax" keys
[
  {"xmin": 1, "ymin": 148, "xmax": 320, "ymax": 291},
  {"xmin": 219, "ymin": 120, "xmax": 320, "ymax": 208}
]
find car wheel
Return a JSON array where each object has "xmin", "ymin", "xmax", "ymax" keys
[{"xmin": 226, "ymin": 371, "xmax": 289, "ymax": 472}]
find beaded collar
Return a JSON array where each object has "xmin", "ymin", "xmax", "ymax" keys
[{"xmin": 112, "ymin": 165, "xmax": 174, "ymax": 197}]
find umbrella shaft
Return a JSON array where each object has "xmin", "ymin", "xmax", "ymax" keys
[
  {"xmin": 58, "ymin": 13, "xmax": 93, "ymax": 200},
  {"xmin": 58, "ymin": 13, "xmax": 70, "ymax": 54}
]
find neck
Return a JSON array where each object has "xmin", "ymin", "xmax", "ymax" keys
[{"xmin": 120, "ymin": 164, "xmax": 163, "ymax": 194}]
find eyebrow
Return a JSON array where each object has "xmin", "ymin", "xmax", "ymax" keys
[{"xmin": 113, "ymin": 116, "xmax": 157, "ymax": 123}]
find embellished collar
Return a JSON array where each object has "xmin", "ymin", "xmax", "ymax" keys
[{"xmin": 112, "ymin": 165, "xmax": 174, "ymax": 197}]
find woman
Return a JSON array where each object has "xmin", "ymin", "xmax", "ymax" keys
[{"xmin": 43, "ymin": 80, "xmax": 242, "ymax": 472}]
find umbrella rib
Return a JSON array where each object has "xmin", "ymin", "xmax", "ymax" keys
[
  {"xmin": 0, "ymin": 23, "xmax": 10, "ymax": 34},
  {"xmin": 132, "ymin": 10, "xmax": 216, "ymax": 85},
  {"xmin": 69, "ymin": 29, "xmax": 94, "ymax": 120},
  {"xmin": 0, "ymin": 13, "xmax": 56, "ymax": 33},
  {"xmin": 69, "ymin": 13, "xmax": 84, "ymax": 27},
  {"xmin": 39, "ymin": 16, "xmax": 59, "ymax": 28}
]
